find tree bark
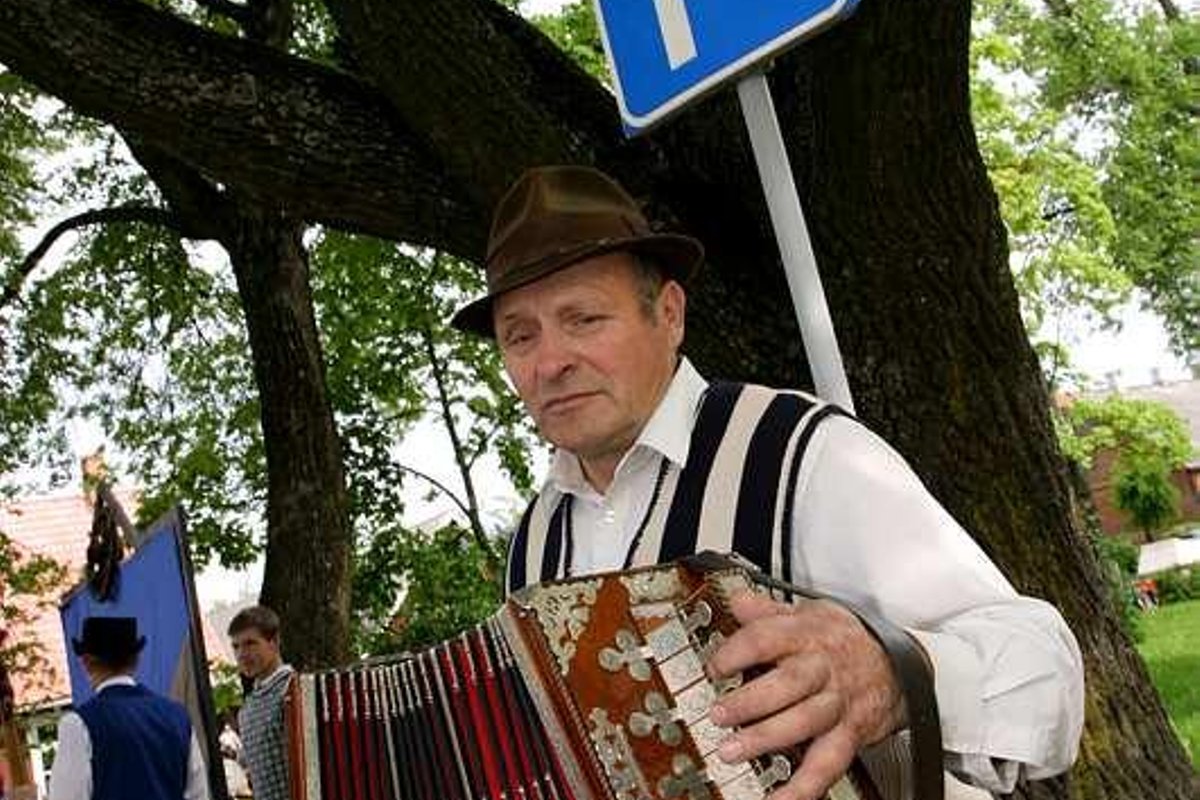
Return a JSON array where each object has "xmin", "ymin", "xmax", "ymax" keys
[
  {"xmin": 1, "ymin": 0, "xmax": 1195, "ymax": 793},
  {"xmin": 223, "ymin": 202, "xmax": 352, "ymax": 669}
]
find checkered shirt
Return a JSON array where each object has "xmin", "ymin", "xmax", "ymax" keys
[{"xmin": 239, "ymin": 664, "xmax": 294, "ymax": 800}]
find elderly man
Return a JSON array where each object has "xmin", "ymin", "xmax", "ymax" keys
[
  {"xmin": 451, "ymin": 165, "xmax": 1084, "ymax": 799},
  {"xmin": 47, "ymin": 617, "xmax": 209, "ymax": 800}
]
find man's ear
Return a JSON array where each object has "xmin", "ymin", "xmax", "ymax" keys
[
  {"xmin": 659, "ymin": 280, "xmax": 686, "ymax": 347},
  {"xmin": 79, "ymin": 653, "xmax": 99, "ymax": 677}
]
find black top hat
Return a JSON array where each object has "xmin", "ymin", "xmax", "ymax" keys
[{"xmin": 72, "ymin": 616, "xmax": 146, "ymax": 663}]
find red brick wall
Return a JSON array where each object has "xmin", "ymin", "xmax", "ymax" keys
[{"xmin": 1086, "ymin": 448, "xmax": 1200, "ymax": 540}]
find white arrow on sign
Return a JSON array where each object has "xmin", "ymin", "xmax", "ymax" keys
[{"xmin": 652, "ymin": 0, "xmax": 698, "ymax": 69}]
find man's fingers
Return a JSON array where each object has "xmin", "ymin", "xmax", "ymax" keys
[
  {"xmin": 767, "ymin": 727, "xmax": 859, "ymax": 800},
  {"xmin": 716, "ymin": 690, "xmax": 842, "ymax": 765},
  {"xmin": 726, "ymin": 590, "xmax": 791, "ymax": 624},
  {"xmin": 707, "ymin": 607, "xmax": 812, "ymax": 678},
  {"xmin": 711, "ymin": 653, "xmax": 831, "ymax": 727}
]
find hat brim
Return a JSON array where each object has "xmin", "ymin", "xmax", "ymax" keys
[
  {"xmin": 451, "ymin": 233, "xmax": 703, "ymax": 338},
  {"xmin": 72, "ymin": 635, "xmax": 147, "ymax": 659}
]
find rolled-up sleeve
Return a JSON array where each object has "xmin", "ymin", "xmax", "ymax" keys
[
  {"xmin": 186, "ymin": 731, "xmax": 212, "ymax": 800},
  {"xmin": 909, "ymin": 600, "xmax": 1084, "ymax": 791},
  {"xmin": 790, "ymin": 415, "xmax": 1085, "ymax": 792}
]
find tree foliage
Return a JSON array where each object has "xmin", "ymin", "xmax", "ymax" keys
[
  {"xmin": 352, "ymin": 522, "xmax": 505, "ymax": 654},
  {"xmin": 529, "ymin": 1, "xmax": 608, "ymax": 82},
  {"xmin": 1058, "ymin": 394, "xmax": 1194, "ymax": 536},
  {"xmin": 311, "ymin": 235, "xmax": 536, "ymax": 654},
  {"xmin": 0, "ymin": 85, "xmax": 535, "ymax": 663},
  {"xmin": 1114, "ymin": 464, "xmax": 1179, "ymax": 537},
  {"xmin": 312, "ymin": 237, "xmax": 536, "ymax": 550},
  {"xmin": 1058, "ymin": 394, "xmax": 1194, "ymax": 470},
  {"xmin": 2, "ymin": 204, "xmax": 535, "ymax": 656},
  {"xmin": 0, "ymin": 530, "xmax": 67, "ymax": 686},
  {"xmin": 1089, "ymin": 533, "xmax": 1144, "ymax": 641},
  {"xmin": 971, "ymin": 0, "xmax": 1198, "ymax": 376},
  {"xmin": 0, "ymin": 74, "xmax": 74, "ymax": 688}
]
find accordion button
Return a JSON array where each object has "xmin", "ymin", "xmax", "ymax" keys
[
  {"xmin": 659, "ymin": 647, "xmax": 706, "ymax": 692},
  {"xmin": 688, "ymin": 714, "xmax": 726, "ymax": 756},
  {"xmin": 645, "ymin": 618, "xmax": 690, "ymax": 661},
  {"xmin": 705, "ymin": 752, "xmax": 753, "ymax": 788},
  {"xmin": 717, "ymin": 769, "xmax": 764, "ymax": 800}
]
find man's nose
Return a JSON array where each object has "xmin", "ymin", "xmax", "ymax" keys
[{"xmin": 533, "ymin": 327, "xmax": 576, "ymax": 383}]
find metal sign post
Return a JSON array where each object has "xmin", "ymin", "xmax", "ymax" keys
[
  {"xmin": 591, "ymin": 0, "xmax": 859, "ymax": 408},
  {"xmin": 736, "ymin": 73, "xmax": 854, "ymax": 411}
]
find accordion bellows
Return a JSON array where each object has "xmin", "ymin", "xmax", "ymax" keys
[{"xmin": 285, "ymin": 557, "xmax": 928, "ymax": 800}]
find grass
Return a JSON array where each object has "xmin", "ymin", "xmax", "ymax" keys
[{"xmin": 1136, "ymin": 598, "xmax": 1200, "ymax": 768}]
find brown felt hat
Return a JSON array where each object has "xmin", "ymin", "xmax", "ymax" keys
[{"xmin": 451, "ymin": 166, "xmax": 704, "ymax": 337}]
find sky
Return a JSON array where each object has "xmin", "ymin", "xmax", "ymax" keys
[
  {"xmin": 1062, "ymin": 302, "xmax": 1191, "ymax": 390},
  {"xmin": 523, "ymin": 0, "xmax": 570, "ymax": 13}
]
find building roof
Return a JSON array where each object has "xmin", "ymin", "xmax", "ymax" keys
[
  {"xmin": 1121, "ymin": 378, "xmax": 1200, "ymax": 448},
  {"xmin": 1123, "ymin": 378, "xmax": 1200, "ymax": 468},
  {"xmin": 1, "ymin": 489, "xmax": 229, "ymax": 711}
]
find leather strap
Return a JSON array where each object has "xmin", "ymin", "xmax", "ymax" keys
[{"xmin": 683, "ymin": 551, "xmax": 944, "ymax": 800}]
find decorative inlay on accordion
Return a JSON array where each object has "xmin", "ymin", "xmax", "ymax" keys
[{"xmin": 285, "ymin": 554, "xmax": 939, "ymax": 800}]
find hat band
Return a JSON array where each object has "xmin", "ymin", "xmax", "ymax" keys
[
  {"xmin": 486, "ymin": 211, "xmax": 646, "ymax": 287},
  {"xmin": 487, "ymin": 238, "xmax": 625, "ymax": 295}
]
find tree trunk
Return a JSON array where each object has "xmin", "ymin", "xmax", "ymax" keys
[
  {"xmin": 223, "ymin": 203, "xmax": 352, "ymax": 669},
  {"xmin": 682, "ymin": 4, "xmax": 1196, "ymax": 797}
]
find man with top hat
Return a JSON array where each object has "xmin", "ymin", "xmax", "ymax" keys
[
  {"xmin": 47, "ymin": 617, "xmax": 209, "ymax": 800},
  {"xmin": 451, "ymin": 165, "xmax": 1083, "ymax": 799}
]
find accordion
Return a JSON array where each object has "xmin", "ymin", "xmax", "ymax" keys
[{"xmin": 284, "ymin": 553, "xmax": 942, "ymax": 800}]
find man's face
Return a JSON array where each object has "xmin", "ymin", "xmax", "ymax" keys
[
  {"xmin": 230, "ymin": 628, "xmax": 281, "ymax": 681},
  {"xmin": 494, "ymin": 252, "xmax": 685, "ymax": 483}
]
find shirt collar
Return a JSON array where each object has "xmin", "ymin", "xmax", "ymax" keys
[
  {"xmin": 549, "ymin": 357, "xmax": 708, "ymax": 495},
  {"xmin": 254, "ymin": 663, "xmax": 294, "ymax": 692},
  {"xmin": 94, "ymin": 675, "xmax": 137, "ymax": 693}
]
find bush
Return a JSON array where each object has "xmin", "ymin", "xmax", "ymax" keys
[
  {"xmin": 1097, "ymin": 535, "xmax": 1140, "ymax": 578},
  {"xmin": 1155, "ymin": 567, "xmax": 1200, "ymax": 605},
  {"xmin": 1091, "ymin": 535, "xmax": 1144, "ymax": 641}
]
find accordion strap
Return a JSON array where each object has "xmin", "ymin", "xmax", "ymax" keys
[{"xmin": 683, "ymin": 551, "xmax": 944, "ymax": 800}]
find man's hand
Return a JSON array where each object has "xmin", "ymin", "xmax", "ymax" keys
[{"xmin": 706, "ymin": 592, "xmax": 907, "ymax": 800}]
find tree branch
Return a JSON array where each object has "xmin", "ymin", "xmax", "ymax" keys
[
  {"xmin": 0, "ymin": 0, "xmax": 807, "ymax": 386},
  {"xmin": 125, "ymin": 137, "xmax": 232, "ymax": 241},
  {"xmin": 2, "ymin": 206, "xmax": 180, "ymax": 310},
  {"xmin": 1041, "ymin": 203, "xmax": 1076, "ymax": 223},
  {"xmin": 193, "ymin": 0, "xmax": 251, "ymax": 26},
  {"xmin": 324, "ymin": 0, "xmax": 630, "ymax": 203},
  {"xmin": 394, "ymin": 463, "xmax": 473, "ymax": 525},
  {"xmin": 1155, "ymin": 0, "xmax": 1182, "ymax": 22},
  {"xmin": 0, "ymin": 0, "xmax": 737, "ymax": 268},
  {"xmin": 464, "ymin": 424, "xmax": 500, "ymax": 473},
  {"xmin": 0, "ymin": 0, "xmax": 480, "ymax": 254},
  {"xmin": 420, "ymin": 319, "xmax": 499, "ymax": 564}
]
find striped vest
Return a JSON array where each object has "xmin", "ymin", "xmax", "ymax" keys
[{"xmin": 506, "ymin": 382, "xmax": 847, "ymax": 593}]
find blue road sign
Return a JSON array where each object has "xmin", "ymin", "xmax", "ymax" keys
[{"xmin": 593, "ymin": 0, "xmax": 860, "ymax": 133}]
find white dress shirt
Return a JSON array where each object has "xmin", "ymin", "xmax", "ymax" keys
[
  {"xmin": 546, "ymin": 358, "xmax": 1084, "ymax": 794},
  {"xmin": 47, "ymin": 676, "xmax": 210, "ymax": 800}
]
